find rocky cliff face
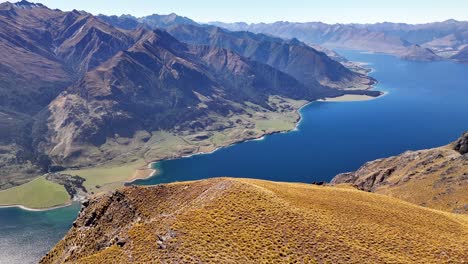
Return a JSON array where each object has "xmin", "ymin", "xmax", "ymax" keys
[
  {"xmin": 331, "ymin": 132, "xmax": 468, "ymax": 213},
  {"xmin": 41, "ymin": 178, "xmax": 468, "ymax": 263}
]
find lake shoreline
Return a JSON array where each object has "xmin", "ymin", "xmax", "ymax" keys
[{"xmin": 139, "ymin": 90, "xmax": 384, "ymax": 183}]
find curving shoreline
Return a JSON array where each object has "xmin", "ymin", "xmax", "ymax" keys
[
  {"xmin": 0, "ymin": 202, "xmax": 74, "ymax": 212},
  {"xmin": 138, "ymin": 90, "xmax": 385, "ymax": 183}
]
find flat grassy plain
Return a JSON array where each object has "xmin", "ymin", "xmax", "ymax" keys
[
  {"xmin": 63, "ymin": 159, "xmax": 149, "ymax": 196},
  {"xmin": 43, "ymin": 178, "xmax": 468, "ymax": 263},
  {"xmin": 0, "ymin": 176, "xmax": 69, "ymax": 209}
]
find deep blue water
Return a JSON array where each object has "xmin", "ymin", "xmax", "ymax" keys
[
  {"xmin": 1, "ymin": 51, "xmax": 468, "ymax": 263},
  {"xmin": 136, "ymin": 51, "xmax": 468, "ymax": 185}
]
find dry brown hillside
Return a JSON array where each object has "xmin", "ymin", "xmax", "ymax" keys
[
  {"xmin": 332, "ymin": 132, "xmax": 468, "ymax": 214},
  {"xmin": 42, "ymin": 178, "xmax": 468, "ymax": 264}
]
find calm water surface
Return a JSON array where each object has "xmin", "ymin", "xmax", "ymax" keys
[
  {"xmin": 136, "ymin": 51, "xmax": 468, "ymax": 185},
  {"xmin": 1, "ymin": 51, "xmax": 468, "ymax": 263},
  {"xmin": 0, "ymin": 204, "xmax": 80, "ymax": 264}
]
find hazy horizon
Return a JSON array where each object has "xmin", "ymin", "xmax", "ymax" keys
[{"xmin": 10, "ymin": 0, "xmax": 468, "ymax": 24}]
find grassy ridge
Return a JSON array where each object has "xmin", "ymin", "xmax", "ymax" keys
[{"xmin": 42, "ymin": 178, "xmax": 468, "ymax": 263}]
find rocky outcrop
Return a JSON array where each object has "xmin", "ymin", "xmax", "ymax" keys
[
  {"xmin": 45, "ymin": 173, "xmax": 87, "ymax": 201},
  {"xmin": 331, "ymin": 132, "xmax": 468, "ymax": 213},
  {"xmin": 454, "ymin": 131, "xmax": 468, "ymax": 154}
]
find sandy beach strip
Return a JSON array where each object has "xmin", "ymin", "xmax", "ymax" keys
[{"xmin": 319, "ymin": 93, "xmax": 384, "ymax": 102}]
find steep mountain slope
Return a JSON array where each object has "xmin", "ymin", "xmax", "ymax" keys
[
  {"xmin": 41, "ymin": 28, "xmax": 334, "ymax": 166},
  {"xmin": 98, "ymin": 15, "xmax": 376, "ymax": 90},
  {"xmin": 0, "ymin": 1, "xmax": 145, "ymax": 188},
  {"xmin": 332, "ymin": 132, "xmax": 468, "ymax": 214},
  {"xmin": 166, "ymin": 24, "xmax": 375, "ymax": 90},
  {"xmin": 41, "ymin": 178, "xmax": 468, "ymax": 263}
]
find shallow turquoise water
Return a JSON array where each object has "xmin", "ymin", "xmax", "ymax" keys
[{"xmin": 1, "ymin": 51, "xmax": 468, "ymax": 263}]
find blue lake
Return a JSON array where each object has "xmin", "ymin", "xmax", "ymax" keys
[
  {"xmin": 136, "ymin": 51, "xmax": 468, "ymax": 185},
  {"xmin": 1, "ymin": 51, "xmax": 468, "ymax": 263}
]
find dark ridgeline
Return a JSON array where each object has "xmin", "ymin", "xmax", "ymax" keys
[{"xmin": 0, "ymin": 1, "xmax": 373, "ymax": 188}]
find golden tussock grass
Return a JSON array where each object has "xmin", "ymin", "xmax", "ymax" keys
[{"xmin": 42, "ymin": 178, "xmax": 468, "ymax": 264}]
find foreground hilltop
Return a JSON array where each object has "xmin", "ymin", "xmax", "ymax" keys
[
  {"xmin": 332, "ymin": 132, "xmax": 468, "ymax": 214},
  {"xmin": 42, "ymin": 177, "xmax": 468, "ymax": 263}
]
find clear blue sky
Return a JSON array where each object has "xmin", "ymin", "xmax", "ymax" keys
[{"xmin": 24, "ymin": 0, "xmax": 468, "ymax": 24}]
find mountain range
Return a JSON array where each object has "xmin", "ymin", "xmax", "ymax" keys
[
  {"xmin": 0, "ymin": 1, "xmax": 376, "ymax": 191},
  {"xmin": 97, "ymin": 13, "xmax": 468, "ymax": 62},
  {"xmin": 211, "ymin": 20, "xmax": 468, "ymax": 62}
]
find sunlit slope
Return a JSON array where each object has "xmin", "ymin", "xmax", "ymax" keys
[
  {"xmin": 332, "ymin": 132, "xmax": 468, "ymax": 214},
  {"xmin": 42, "ymin": 178, "xmax": 468, "ymax": 264}
]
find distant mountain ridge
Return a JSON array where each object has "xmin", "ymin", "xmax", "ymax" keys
[
  {"xmin": 97, "ymin": 13, "xmax": 468, "ymax": 62},
  {"xmin": 211, "ymin": 20, "xmax": 468, "ymax": 62},
  {"xmin": 97, "ymin": 13, "xmax": 197, "ymax": 30}
]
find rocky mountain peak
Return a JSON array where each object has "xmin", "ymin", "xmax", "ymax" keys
[{"xmin": 14, "ymin": 0, "xmax": 45, "ymax": 9}]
